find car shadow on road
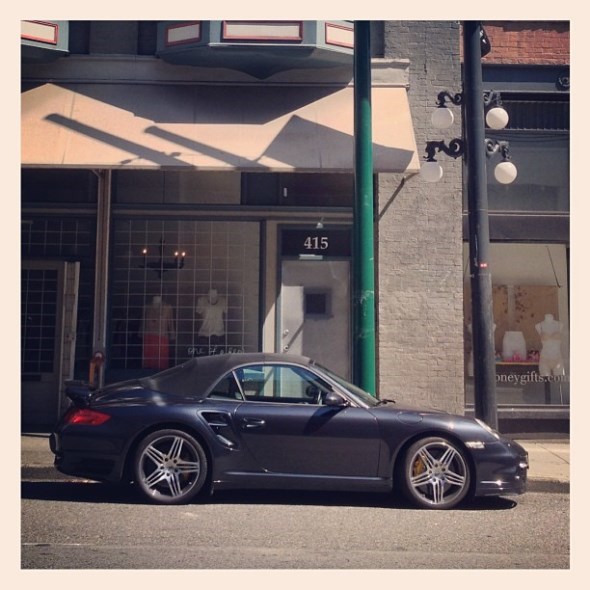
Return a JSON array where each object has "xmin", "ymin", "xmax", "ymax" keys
[{"xmin": 21, "ymin": 480, "xmax": 518, "ymax": 511}]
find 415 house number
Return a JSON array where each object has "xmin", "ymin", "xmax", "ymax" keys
[
  {"xmin": 304, "ymin": 236, "xmax": 329, "ymax": 251},
  {"xmin": 281, "ymin": 229, "xmax": 350, "ymax": 257}
]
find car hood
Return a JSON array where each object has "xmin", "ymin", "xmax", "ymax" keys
[
  {"xmin": 369, "ymin": 402, "xmax": 487, "ymax": 429},
  {"xmin": 370, "ymin": 401, "xmax": 447, "ymax": 415}
]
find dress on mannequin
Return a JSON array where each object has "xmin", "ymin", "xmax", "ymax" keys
[
  {"xmin": 196, "ymin": 289, "xmax": 227, "ymax": 346},
  {"xmin": 142, "ymin": 296, "xmax": 175, "ymax": 369},
  {"xmin": 535, "ymin": 314, "xmax": 564, "ymax": 376}
]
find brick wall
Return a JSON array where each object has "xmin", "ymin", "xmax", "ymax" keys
[
  {"xmin": 479, "ymin": 21, "xmax": 570, "ymax": 65},
  {"xmin": 377, "ymin": 22, "xmax": 465, "ymax": 413}
]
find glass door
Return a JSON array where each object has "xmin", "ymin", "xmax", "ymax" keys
[{"xmin": 279, "ymin": 227, "xmax": 351, "ymax": 379}]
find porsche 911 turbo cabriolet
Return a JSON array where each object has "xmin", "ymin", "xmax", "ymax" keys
[{"xmin": 50, "ymin": 353, "xmax": 528, "ymax": 509}]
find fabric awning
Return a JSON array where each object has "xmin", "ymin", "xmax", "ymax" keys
[{"xmin": 21, "ymin": 82, "xmax": 419, "ymax": 173}]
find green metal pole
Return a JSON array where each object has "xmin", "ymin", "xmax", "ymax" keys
[{"xmin": 353, "ymin": 21, "xmax": 376, "ymax": 395}]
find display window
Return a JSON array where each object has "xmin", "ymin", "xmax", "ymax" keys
[
  {"xmin": 109, "ymin": 218, "xmax": 260, "ymax": 378},
  {"xmin": 463, "ymin": 242, "xmax": 569, "ymax": 406}
]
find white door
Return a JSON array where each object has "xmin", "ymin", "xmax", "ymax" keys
[{"xmin": 280, "ymin": 260, "xmax": 351, "ymax": 379}]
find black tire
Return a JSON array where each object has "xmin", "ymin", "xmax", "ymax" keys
[
  {"xmin": 133, "ymin": 429, "xmax": 208, "ymax": 505},
  {"xmin": 401, "ymin": 436, "xmax": 471, "ymax": 509}
]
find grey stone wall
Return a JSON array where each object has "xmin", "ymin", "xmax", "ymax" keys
[{"xmin": 377, "ymin": 22, "xmax": 465, "ymax": 413}]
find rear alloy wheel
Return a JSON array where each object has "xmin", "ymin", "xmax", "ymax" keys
[
  {"xmin": 134, "ymin": 429, "xmax": 207, "ymax": 505},
  {"xmin": 402, "ymin": 437, "xmax": 471, "ymax": 509}
]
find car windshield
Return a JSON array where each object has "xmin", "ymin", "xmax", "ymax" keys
[{"xmin": 316, "ymin": 364, "xmax": 381, "ymax": 407}]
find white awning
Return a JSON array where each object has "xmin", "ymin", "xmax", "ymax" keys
[{"xmin": 22, "ymin": 82, "xmax": 419, "ymax": 173}]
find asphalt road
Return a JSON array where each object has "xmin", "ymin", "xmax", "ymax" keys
[{"xmin": 21, "ymin": 480, "xmax": 569, "ymax": 569}]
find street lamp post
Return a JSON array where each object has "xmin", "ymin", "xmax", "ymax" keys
[
  {"xmin": 463, "ymin": 21, "xmax": 498, "ymax": 429},
  {"xmin": 420, "ymin": 22, "xmax": 517, "ymax": 430}
]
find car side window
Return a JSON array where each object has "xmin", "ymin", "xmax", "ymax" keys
[
  {"xmin": 235, "ymin": 364, "xmax": 332, "ymax": 404},
  {"xmin": 207, "ymin": 373, "xmax": 244, "ymax": 401}
]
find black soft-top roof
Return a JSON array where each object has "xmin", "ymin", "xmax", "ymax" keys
[{"xmin": 138, "ymin": 353, "xmax": 313, "ymax": 397}]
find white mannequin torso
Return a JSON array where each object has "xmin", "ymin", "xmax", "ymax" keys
[{"xmin": 535, "ymin": 314, "xmax": 564, "ymax": 375}]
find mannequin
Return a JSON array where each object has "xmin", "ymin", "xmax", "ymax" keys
[
  {"xmin": 196, "ymin": 289, "xmax": 227, "ymax": 346},
  {"xmin": 502, "ymin": 330, "xmax": 527, "ymax": 362},
  {"xmin": 142, "ymin": 295, "xmax": 175, "ymax": 369},
  {"xmin": 535, "ymin": 314, "xmax": 564, "ymax": 376}
]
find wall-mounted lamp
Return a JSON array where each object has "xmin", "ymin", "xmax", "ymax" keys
[
  {"xmin": 421, "ymin": 90, "xmax": 516, "ymax": 185},
  {"xmin": 419, "ymin": 138, "xmax": 464, "ymax": 183},
  {"xmin": 485, "ymin": 138, "xmax": 517, "ymax": 184},
  {"xmin": 430, "ymin": 90, "xmax": 509, "ymax": 131},
  {"xmin": 139, "ymin": 237, "xmax": 186, "ymax": 279},
  {"xmin": 431, "ymin": 91, "xmax": 463, "ymax": 129},
  {"xmin": 483, "ymin": 92, "xmax": 509, "ymax": 130}
]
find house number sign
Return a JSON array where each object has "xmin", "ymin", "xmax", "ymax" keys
[{"xmin": 281, "ymin": 229, "xmax": 351, "ymax": 258}]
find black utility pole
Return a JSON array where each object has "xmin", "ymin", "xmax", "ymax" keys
[{"xmin": 463, "ymin": 21, "xmax": 498, "ymax": 429}]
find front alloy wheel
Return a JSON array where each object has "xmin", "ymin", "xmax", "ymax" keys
[
  {"xmin": 402, "ymin": 437, "xmax": 471, "ymax": 509},
  {"xmin": 134, "ymin": 429, "xmax": 207, "ymax": 505}
]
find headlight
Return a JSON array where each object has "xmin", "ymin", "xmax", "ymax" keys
[{"xmin": 475, "ymin": 418, "xmax": 501, "ymax": 439}]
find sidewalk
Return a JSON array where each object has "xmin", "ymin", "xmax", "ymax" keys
[
  {"xmin": 514, "ymin": 437, "xmax": 570, "ymax": 489},
  {"xmin": 20, "ymin": 432, "xmax": 570, "ymax": 491}
]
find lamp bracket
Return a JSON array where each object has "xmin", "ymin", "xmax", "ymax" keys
[
  {"xmin": 483, "ymin": 90, "xmax": 503, "ymax": 108},
  {"xmin": 425, "ymin": 138, "xmax": 465, "ymax": 162},
  {"xmin": 435, "ymin": 90, "xmax": 503, "ymax": 109},
  {"xmin": 435, "ymin": 91, "xmax": 463, "ymax": 108},
  {"xmin": 484, "ymin": 138, "xmax": 511, "ymax": 160}
]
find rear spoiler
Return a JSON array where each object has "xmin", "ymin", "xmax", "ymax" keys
[{"xmin": 64, "ymin": 380, "xmax": 95, "ymax": 408}]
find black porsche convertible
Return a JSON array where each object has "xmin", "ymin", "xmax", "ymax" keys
[{"xmin": 50, "ymin": 353, "xmax": 528, "ymax": 509}]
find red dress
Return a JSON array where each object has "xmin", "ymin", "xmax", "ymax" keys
[{"xmin": 142, "ymin": 300, "xmax": 175, "ymax": 369}]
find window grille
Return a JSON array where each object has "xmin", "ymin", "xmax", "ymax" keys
[
  {"xmin": 110, "ymin": 219, "xmax": 260, "ymax": 372},
  {"xmin": 21, "ymin": 216, "xmax": 95, "ymax": 378},
  {"xmin": 502, "ymin": 97, "xmax": 569, "ymax": 131},
  {"xmin": 21, "ymin": 268, "xmax": 58, "ymax": 374}
]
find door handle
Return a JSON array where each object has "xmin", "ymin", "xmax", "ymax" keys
[{"xmin": 241, "ymin": 418, "xmax": 266, "ymax": 429}]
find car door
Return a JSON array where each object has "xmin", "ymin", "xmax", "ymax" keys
[{"xmin": 233, "ymin": 363, "xmax": 380, "ymax": 477}]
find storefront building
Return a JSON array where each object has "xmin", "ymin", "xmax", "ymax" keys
[
  {"xmin": 21, "ymin": 20, "xmax": 569, "ymax": 433},
  {"xmin": 464, "ymin": 22, "xmax": 570, "ymax": 430}
]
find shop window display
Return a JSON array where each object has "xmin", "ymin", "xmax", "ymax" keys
[
  {"xmin": 110, "ymin": 219, "xmax": 260, "ymax": 378},
  {"xmin": 463, "ymin": 243, "xmax": 569, "ymax": 406}
]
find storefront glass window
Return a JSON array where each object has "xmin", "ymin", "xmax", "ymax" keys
[
  {"xmin": 464, "ymin": 242, "xmax": 569, "ymax": 406},
  {"xmin": 109, "ymin": 218, "xmax": 260, "ymax": 379},
  {"xmin": 486, "ymin": 131, "xmax": 569, "ymax": 212}
]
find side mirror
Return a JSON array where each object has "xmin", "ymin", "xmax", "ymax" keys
[{"xmin": 324, "ymin": 391, "xmax": 349, "ymax": 407}]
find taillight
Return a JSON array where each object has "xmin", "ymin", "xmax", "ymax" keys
[{"xmin": 64, "ymin": 407, "xmax": 111, "ymax": 426}]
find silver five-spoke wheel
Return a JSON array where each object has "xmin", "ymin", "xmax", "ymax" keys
[
  {"xmin": 134, "ymin": 429, "xmax": 207, "ymax": 505},
  {"xmin": 402, "ymin": 437, "xmax": 471, "ymax": 509}
]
